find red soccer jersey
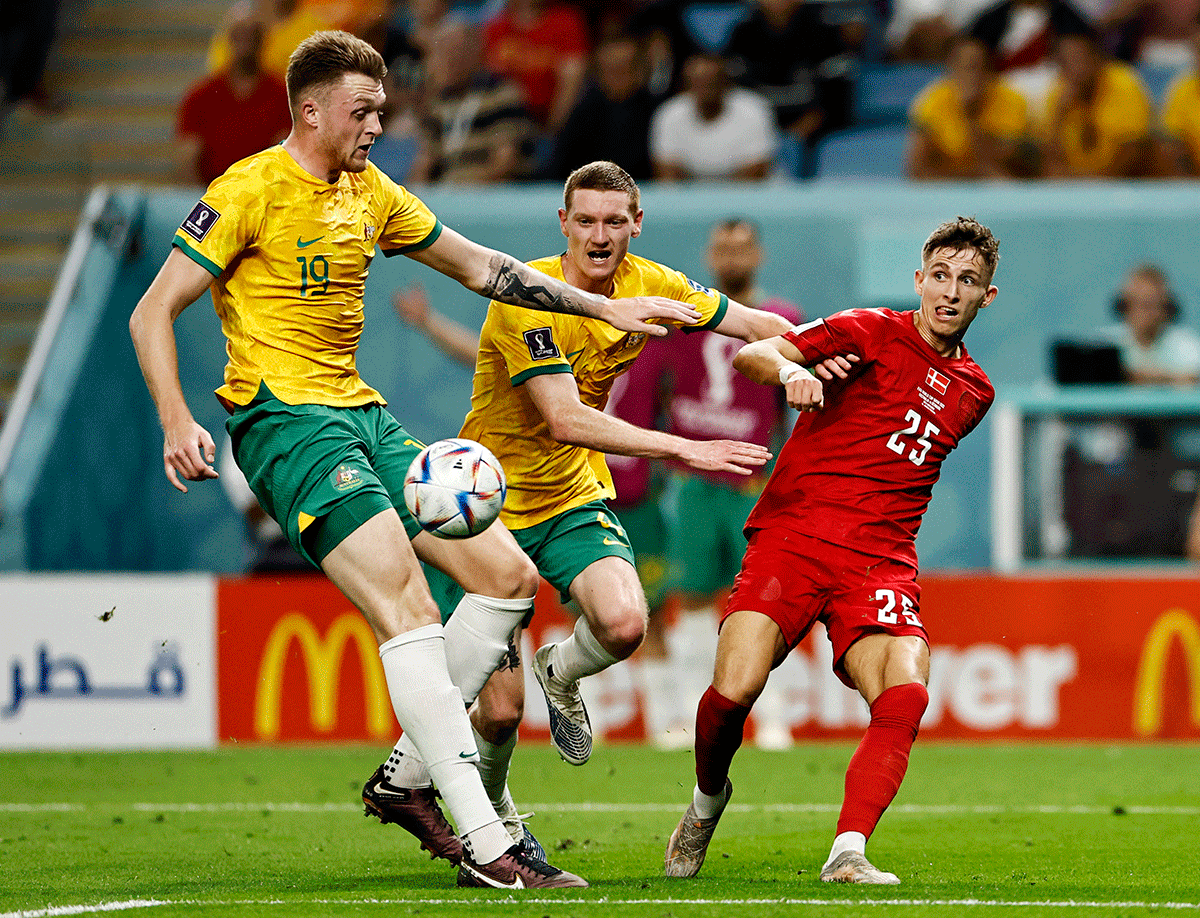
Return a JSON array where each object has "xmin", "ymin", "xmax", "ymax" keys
[{"xmin": 745, "ymin": 307, "xmax": 994, "ymax": 568}]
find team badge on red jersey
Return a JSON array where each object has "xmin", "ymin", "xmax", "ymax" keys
[{"xmin": 925, "ymin": 367, "xmax": 950, "ymax": 395}]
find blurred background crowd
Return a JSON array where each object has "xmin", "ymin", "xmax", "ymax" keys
[{"xmin": 9, "ymin": 0, "xmax": 1200, "ymax": 189}]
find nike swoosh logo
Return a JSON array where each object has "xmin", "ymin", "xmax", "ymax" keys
[
  {"xmin": 603, "ymin": 537, "xmax": 619, "ymax": 546},
  {"xmin": 464, "ymin": 862, "xmax": 524, "ymax": 889},
  {"xmin": 459, "ymin": 750, "xmax": 477, "ymax": 759},
  {"xmin": 297, "ymin": 236, "xmax": 325, "ymax": 248}
]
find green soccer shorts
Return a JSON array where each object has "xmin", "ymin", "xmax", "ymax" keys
[
  {"xmin": 425, "ymin": 499, "xmax": 636, "ymax": 622},
  {"xmin": 226, "ymin": 385, "xmax": 426, "ymax": 566}
]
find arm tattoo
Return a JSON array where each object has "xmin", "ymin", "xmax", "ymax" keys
[{"xmin": 484, "ymin": 253, "xmax": 597, "ymax": 318}]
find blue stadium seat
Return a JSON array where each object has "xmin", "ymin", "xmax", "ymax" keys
[
  {"xmin": 854, "ymin": 64, "xmax": 941, "ymax": 126},
  {"xmin": 816, "ymin": 124, "xmax": 909, "ymax": 178},
  {"xmin": 682, "ymin": 3, "xmax": 752, "ymax": 54},
  {"xmin": 1137, "ymin": 61, "xmax": 1187, "ymax": 104}
]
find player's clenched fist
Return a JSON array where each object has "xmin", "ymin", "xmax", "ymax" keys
[{"xmin": 782, "ymin": 368, "xmax": 824, "ymax": 412}]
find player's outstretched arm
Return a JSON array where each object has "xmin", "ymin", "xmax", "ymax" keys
[
  {"xmin": 735, "ymin": 337, "xmax": 825, "ymax": 412},
  {"xmin": 129, "ymin": 247, "xmax": 220, "ymax": 493},
  {"xmin": 525, "ymin": 373, "xmax": 770, "ymax": 475},
  {"xmin": 407, "ymin": 227, "xmax": 701, "ymax": 336}
]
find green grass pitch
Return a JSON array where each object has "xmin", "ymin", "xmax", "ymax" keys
[{"xmin": 2, "ymin": 742, "xmax": 1197, "ymax": 917}]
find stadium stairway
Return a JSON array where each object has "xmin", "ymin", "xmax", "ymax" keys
[{"xmin": 0, "ymin": 0, "xmax": 224, "ymax": 419}]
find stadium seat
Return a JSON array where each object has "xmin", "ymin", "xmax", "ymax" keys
[
  {"xmin": 854, "ymin": 64, "xmax": 941, "ymax": 126},
  {"xmin": 815, "ymin": 124, "xmax": 909, "ymax": 178},
  {"xmin": 681, "ymin": 3, "xmax": 752, "ymax": 54},
  {"xmin": 1137, "ymin": 61, "xmax": 1186, "ymax": 104}
]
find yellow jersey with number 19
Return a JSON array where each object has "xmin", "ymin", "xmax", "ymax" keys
[
  {"xmin": 460, "ymin": 252, "xmax": 728, "ymax": 530},
  {"xmin": 172, "ymin": 145, "xmax": 441, "ymax": 410}
]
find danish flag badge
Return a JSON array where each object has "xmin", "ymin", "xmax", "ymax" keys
[{"xmin": 925, "ymin": 367, "xmax": 950, "ymax": 395}]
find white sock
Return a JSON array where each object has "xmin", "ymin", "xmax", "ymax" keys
[
  {"xmin": 474, "ymin": 725, "xmax": 518, "ymax": 806},
  {"xmin": 443, "ymin": 593, "xmax": 531, "ymax": 706},
  {"xmin": 383, "ymin": 733, "xmax": 431, "ymax": 788},
  {"xmin": 548, "ymin": 614, "xmax": 619, "ymax": 684},
  {"xmin": 824, "ymin": 831, "xmax": 867, "ymax": 869},
  {"xmin": 639, "ymin": 657, "xmax": 684, "ymax": 736},
  {"xmin": 691, "ymin": 782, "xmax": 727, "ymax": 820},
  {"xmin": 381, "ymin": 593, "xmax": 529, "ymax": 788},
  {"xmin": 377, "ymin": 625, "xmax": 508, "ymax": 863}
]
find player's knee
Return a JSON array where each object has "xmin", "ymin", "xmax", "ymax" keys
[
  {"xmin": 594, "ymin": 604, "xmax": 647, "ymax": 659},
  {"xmin": 476, "ymin": 690, "xmax": 524, "ymax": 739},
  {"xmin": 477, "ymin": 554, "xmax": 539, "ymax": 600},
  {"xmin": 712, "ymin": 668, "xmax": 768, "ymax": 708}
]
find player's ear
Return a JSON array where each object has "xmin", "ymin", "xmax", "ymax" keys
[
  {"xmin": 300, "ymin": 97, "xmax": 320, "ymax": 130},
  {"xmin": 981, "ymin": 284, "xmax": 998, "ymax": 308},
  {"xmin": 913, "ymin": 268, "xmax": 924, "ymax": 295},
  {"xmin": 558, "ymin": 208, "xmax": 569, "ymax": 238},
  {"xmin": 630, "ymin": 209, "xmax": 644, "ymax": 238}
]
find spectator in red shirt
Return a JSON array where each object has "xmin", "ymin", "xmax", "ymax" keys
[
  {"xmin": 483, "ymin": 0, "xmax": 591, "ymax": 132},
  {"xmin": 176, "ymin": 2, "xmax": 294, "ymax": 185}
]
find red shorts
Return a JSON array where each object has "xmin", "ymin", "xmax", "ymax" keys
[{"xmin": 722, "ymin": 529, "xmax": 928, "ymax": 688}]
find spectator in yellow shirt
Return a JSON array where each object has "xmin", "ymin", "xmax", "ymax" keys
[
  {"xmin": 1159, "ymin": 14, "xmax": 1200, "ymax": 176},
  {"xmin": 208, "ymin": 0, "xmax": 334, "ymax": 82},
  {"xmin": 907, "ymin": 35, "xmax": 1034, "ymax": 180},
  {"xmin": 1040, "ymin": 29, "xmax": 1154, "ymax": 178}
]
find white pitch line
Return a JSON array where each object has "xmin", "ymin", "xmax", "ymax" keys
[
  {"xmin": 3, "ymin": 802, "xmax": 1199, "ymax": 816},
  {"xmin": 4, "ymin": 897, "xmax": 1200, "ymax": 917}
]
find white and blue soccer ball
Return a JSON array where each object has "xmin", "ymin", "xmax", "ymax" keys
[{"xmin": 403, "ymin": 438, "xmax": 506, "ymax": 539}]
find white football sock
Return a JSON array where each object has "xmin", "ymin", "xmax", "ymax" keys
[
  {"xmin": 443, "ymin": 592, "xmax": 531, "ymax": 706},
  {"xmin": 377, "ymin": 625, "xmax": 509, "ymax": 863},
  {"xmin": 548, "ymin": 614, "xmax": 620, "ymax": 684},
  {"xmin": 474, "ymin": 725, "xmax": 518, "ymax": 806},
  {"xmin": 383, "ymin": 733, "xmax": 430, "ymax": 788},
  {"xmin": 824, "ymin": 831, "xmax": 867, "ymax": 869},
  {"xmin": 381, "ymin": 592, "xmax": 529, "ymax": 788},
  {"xmin": 691, "ymin": 782, "xmax": 727, "ymax": 820}
]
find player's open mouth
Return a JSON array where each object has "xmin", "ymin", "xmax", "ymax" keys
[
  {"xmin": 935, "ymin": 306, "xmax": 958, "ymax": 319},
  {"xmin": 588, "ymin": 250, "xmax": 611, "ymax": 265}
]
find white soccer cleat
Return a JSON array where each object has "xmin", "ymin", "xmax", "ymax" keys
[
  {"xmin": 820, "ymin": 851, "xmax": 900, "ymax": 885},
  {"xmin": 532, "ymin": 643, "xmax": 592, "ymax": 765}
]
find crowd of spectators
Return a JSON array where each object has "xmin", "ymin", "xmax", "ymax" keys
[{"xmin": 165, "ymin": 0, "xmax": 1200, "ymax": 186}]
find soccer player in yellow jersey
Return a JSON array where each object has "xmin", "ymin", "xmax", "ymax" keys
[
  {"xmin": 128, "ymin": 32, "xmax": 702, "ymax": 891},
  {"xmin": 378, "ymin": 160, "xmax": 854, "ymax": 836}
]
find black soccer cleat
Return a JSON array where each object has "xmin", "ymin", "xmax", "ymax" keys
[{"xmin": 362, "ymin": 764, "xmax": 464, "ymax": 864}]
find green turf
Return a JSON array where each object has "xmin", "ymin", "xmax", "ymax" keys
[{"xmin": 1, "ymin": 743, "xmax": 1198, "ymax": 917}]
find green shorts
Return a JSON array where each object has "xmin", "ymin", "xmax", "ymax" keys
[
  {"xmin": 425, "ymin": 499, "xmax": 635, "ymax": 622},
  {"xmin": 614, "ymin": 496, "xmax": 668, "ymax": 610},
  {"xmin": 226, "ymin": 385, "xmax": 427, "ymax": 567},
  {"xmin": 663, "ymin": 473, "xmax": 760, "ymax": 596}
]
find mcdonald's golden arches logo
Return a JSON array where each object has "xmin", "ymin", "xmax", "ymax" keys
[
  {"xmin": 254, "ymin": 612, "xmax": 393, "ymax": 740},
  {"xmin": 1132, "ymin": 609, "xmax": 1200, "ymax": 737}
]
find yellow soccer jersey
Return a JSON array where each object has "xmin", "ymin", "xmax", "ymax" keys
[
  {"xmin": 909, "ymin": 77, "xmax": 1029, "ymax": 173},
  {"xmin": 461, "ymin": 252, "xmax": 728, "ymax": 530},
  {"xmin": 1041, "ymin": 60, "xmax": 1152, "ymax": 176},
  {"xmin": 1162, "ymin": 71, "xmax": 1200, "ymax": 169},
  {"xmin": 172, "ymin": 145, "xmax": 440, "ymax": 410}
]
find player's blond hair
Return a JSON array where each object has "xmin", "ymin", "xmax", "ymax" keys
[
  {"xmin": 286, "ymin": 30, "xmax": 386, "ymax": 115},
  {"xmin": 563, "ymin": 161, "xmax": 640, "ymax": 215},
  {"xmin": 923, "ymin": 216, "xmax": 999, "ymax": 281}
]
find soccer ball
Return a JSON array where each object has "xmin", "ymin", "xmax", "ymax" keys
[{"xmin": 403, "ymin": 438, "xmax": 506, "ymax": 539}]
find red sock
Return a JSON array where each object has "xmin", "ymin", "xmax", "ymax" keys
[
  {"xmin": 836, "ymin": 682, "xmax": 929, "ymax": 838},
  {"xmin": 694, "ymin": 685, "xmax": 752, "ymax": 797}
]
